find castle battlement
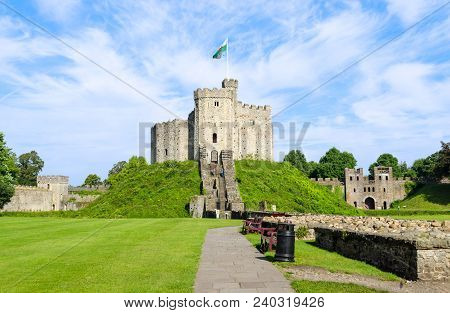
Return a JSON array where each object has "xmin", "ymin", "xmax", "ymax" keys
[
  {"xmin": 240, "ymin": 103, "xmax": 271, "ymax": 111},
  {"xmin": 37, "ymin": 176, "xmax": 69, "ymax": 184},
  {"xmin": 15, "ymin": 185, "xmax": 49, "ymax": 191},
  {"xmin": 193, "ymin": 88, "xmax": 233, "ymax": 99}
]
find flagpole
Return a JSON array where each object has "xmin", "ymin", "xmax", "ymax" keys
[{"xmin": 226, "ymin": 37, "xmax": 229, "ymax": 79}]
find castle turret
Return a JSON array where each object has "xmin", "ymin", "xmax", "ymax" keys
[{"xmin": 37, "ymin": 175, "xmax": 69, "ymax": 211}]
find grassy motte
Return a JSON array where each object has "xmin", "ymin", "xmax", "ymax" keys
[
  {"xmin": 236, "ymin": 160, "xmax": 360, "ymax": 215},
  {"xmin": 0, "ymin": 217, "xmax": 241, "ymax": 292},
  {"xmin": 83, "ymin": 158, "xmax": 201, "ymax": 218},
  {"xmin": 391, "ymin": 184, "xmax": 450, "ymax": 211},
  {"xmin": 245, "ymin": 234, "xmax": 399, "ymax": 281},
  {"xmin": 291, "ymin": 280, "xmax": 382, "ymax": 293}
]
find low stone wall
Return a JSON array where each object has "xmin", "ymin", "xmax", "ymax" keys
[
  {"xmin": 314, "ymin": 227, "xmax": 449, "ymax": 281},
  {"xmin": 2, "ymin": 186, "xmax": 53, "ymax": 212}
]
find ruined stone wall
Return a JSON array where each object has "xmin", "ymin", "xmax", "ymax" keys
[
  {"xmin": 309, "ymin": 178, "xmax": 344, "ymax": 194},
  {"xmin": 314, "ymin": 227, "xmax": 449, "ymax": 281},
  {"xmin": 151, "ymin": 119, "xmax": 189, "ymax": 163},
  {"xmin": 2, "ymin": 186, "xmax": 53, "ymax": 212}
]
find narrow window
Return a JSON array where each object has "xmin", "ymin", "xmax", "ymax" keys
[
  {"xmin": 356, "ymin": 176, "xmax": 359, "ymax": 181},
  {"xmin": 212, "ymin": 133, "xmax": 217, "ymax": 143},
  {"xmin": 383, "ymin": 201, "xmax": 387, "ymax": 210},
  {"xmin": 214, "ymin": 101, "xmax": 219, "ymax": 107},
  {"xmin": 386, "ymin": 176, "xmax": 389, "ymax": 181},
  {"xmin": 363, "ymin": 187, "xmax": 366, "ymax": 192},
  {"xmin": 379, "ymin": 176, "xmax": 382, "ymax": 180},
  {"xmin": 372, "ymin": 187, "xmax": 375, "ymax": 192},
  {"xmin": 350, "ymin": 176, "xmax": 353, "ymax": 181},
  {"xmin": 383, "ymin": 188, "xmax": 386, "ymax": 192},
  {"xmin": 164, "ymin": 149, "xmax": 168, "ymax": 156},
  {"xmin": 47, "ymin": 184, "xmax": 50, "ymax": 189},
  {"xmin": 354, "ymin": 201, "xmax": 357, "ymax": 208},
  {"xmin": 353, "ymin": 188, "xmax": 356, "ymax": 192}
]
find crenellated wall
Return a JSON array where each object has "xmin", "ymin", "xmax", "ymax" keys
[{"xmin": 151, "ymin": 78, "xmax": 273, "ymax": 164}]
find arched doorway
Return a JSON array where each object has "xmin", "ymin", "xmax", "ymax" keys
[
  {"xmin": 364, "ymin": 197, "xmax": 375, "ymax": 210},
  {"xmin": 211, "ymin": 150, "xmax": 218, "ymax": 163}
]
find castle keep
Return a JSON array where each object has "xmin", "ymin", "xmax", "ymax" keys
[
  {"xmin": 151, "ymin": 78, "xmax": 273, "ymax": 163},
  {"xmin": 152, "ymin": 78, "xmax": 273, "ymax": 217},
  {"xmin": 311, "ymin": 166, "xmax": 409, "ymax": 209}
]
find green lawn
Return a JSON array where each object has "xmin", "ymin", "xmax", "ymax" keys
[
  {"xmin": 0, "ymin": 217, "xmax": 241, "ymax": 292},
  {"xmin": 291, "ymin": 280, "xmax": 382, "ymax": 293},
  {"xmin": 245, "ymin": 234, "xmax": 400, "ymax": 282},
  {"xmin": 394, "ymin": 184, "xmax": 450, "ymax": 211}
]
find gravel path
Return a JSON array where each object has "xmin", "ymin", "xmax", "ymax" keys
[
  {"xmin": 282, "ymin": 265, "xmax": 450, "ymax": 293},
  {"xmin": 194, "ymin": 227, "xmax": 293, "ymax": 293}
]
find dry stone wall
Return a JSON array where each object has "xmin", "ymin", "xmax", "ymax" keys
[{"xmin": 265, "ymin": 214, "xmax": 450, "ymax": 281}]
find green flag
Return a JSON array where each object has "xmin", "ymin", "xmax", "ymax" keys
[{"xmin": 212, "ymin": 39, "xmax": 228, "ymax": 59}]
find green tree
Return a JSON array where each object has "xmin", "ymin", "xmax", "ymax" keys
[
  {"xmin": 16, "ymin": 150, "xmax": 44, "ymax": 186},
  {"xmin": 283, "ymin": 150, "xmax": 310, "ymax": 175},
  {"xmin": 369, "ymin": 153, "xmax": 409, "ymax": 178},
  {"xmin": 108, "ymin": 161, "xmax": 127, "ymax": 177},
  {"xmin": 310, "ymin": 147, "xmax": 357, "ymax": 180},
  {"xmin": 83, "ymin": 174, "xmax": 102, "ymax": 188},
  {"xmin": 434, "ymin": 141, "xmax": 450, "ymax": 180},
  {"xmin": 0, "ymin": 133, "xmax": 18, "ymax": 208}
]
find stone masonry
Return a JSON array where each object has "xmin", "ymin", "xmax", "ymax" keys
[
  {"xmin": 151, "ymin": 78, "xmax": 273, "ymax": 163},
  {"xmin": 265, "ymin": 214, "xmax": 450, "ymax": 281},
  {"xmin": 2, "ymin": 175, "xmax": 69, "ymax": 212},
  {"xmin": 311, "ymin": 166, "xmax": 410, "ymax": 209}
]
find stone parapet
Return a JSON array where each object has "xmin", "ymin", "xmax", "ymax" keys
[{"xmin": 314, "ymin": 226, "xmax": 449, "ymax": 281}]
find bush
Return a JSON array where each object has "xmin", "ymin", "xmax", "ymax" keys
[{"xmin": 296, "ymin": 226, "xmax": 309, "ymax": 239}]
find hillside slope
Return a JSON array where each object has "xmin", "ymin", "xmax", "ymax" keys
[
  {"xmin": 82, "ymin": 158, "xmax": 201, "ymax": 218},
  {"xmin": 235, "ymin": 160, "xmax": 359, "ymax": 215},
  {"xmin": 393, "ymin": 184, "xmax": 450, "ymax": 211}
]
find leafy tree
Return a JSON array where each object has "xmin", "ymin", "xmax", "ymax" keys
[
  {"xmin": 283, "ymin": 150, "xmax": 310, "ymax": 175},
  {"xmin": 434, "ymin": 141, "xmax": 450, "ymax": 180},
  {"xmin": 83, "ymin": 174, "xmax": 102, "ymax": 188},
  {"xmin": 0, "ymin": 133, "xmax": 18, "ymax": 208},
  {"xmin": 16, "ymin": 150, "xmax": 44, "ymax": 186},
  {"xmin": 108, "ymin": 161, "xmax": 127, "ymax": 177},
  {"xmin": 369, "ymin": 153, "xmax": 409, "ymax": 178},
  {"xmin": 310, "ymin": 147, "xmax": 357, "ymax": 180}
]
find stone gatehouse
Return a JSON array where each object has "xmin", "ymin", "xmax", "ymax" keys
[{"xmin": 311, "ymin": 166, "xmax": 409, "ymax": 210}]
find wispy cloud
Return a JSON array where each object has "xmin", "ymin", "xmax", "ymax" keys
[{"xmin": 0, "ymin": 0, "xmax": 448, "ymax": 184}]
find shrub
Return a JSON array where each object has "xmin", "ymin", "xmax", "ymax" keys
[{"xmin": 296, "ymin": 226, "xmax": 309, "ymax": 239}]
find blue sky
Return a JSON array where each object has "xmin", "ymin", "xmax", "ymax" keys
[{"xmin": 0, "ymin": 0, "xmax": 449, "ymax": 185}]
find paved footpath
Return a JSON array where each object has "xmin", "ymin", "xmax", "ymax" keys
[{"xmin": 194, "ymin": 227, "xmax": 294, "ymax": 293}]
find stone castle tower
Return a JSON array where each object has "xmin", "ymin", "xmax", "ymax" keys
[{"xmin": 151, "ymin": 78, "xmax": 273, "ymax": 164}]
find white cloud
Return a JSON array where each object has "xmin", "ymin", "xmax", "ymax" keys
[{"xmin": 33, "ymin": 0, "xmax": 81, "ymax": 22}]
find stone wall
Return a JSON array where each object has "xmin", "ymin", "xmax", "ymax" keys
[
  {"xmin": 2, "ymin": 186, "xmax": 53, "ymax": 212},
  {"xmin": 314, "ymin": 227, "xmax": 449, "ymax": 281},
  {"xmin": 151, "ymin": 78, "xmax": 273, "ymax": 163},
  {"xmin": 265, "ymin": 214, "xmax": 449, "ymax": 280},
  {"xmin": 151, "ymin": 119, "xmax": 189, "ymax": 163}
]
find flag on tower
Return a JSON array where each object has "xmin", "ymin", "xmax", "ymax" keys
[{"xmin": 212, "ymin": 39, "xmax": 228, "ymax": 59}]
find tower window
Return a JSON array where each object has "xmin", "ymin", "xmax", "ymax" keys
[
  {"xmin": 165, "ymin": 149, "xmax": 168, "ymax": 156},
  {"xmin": 212, "ymin": 133, "xmax": 217, "ymax": 143},
  {"xmin": 350, "ymin": 176, "xmax": 353, "ymax": 181},
  {"xmin": 363, "ymin": 187, "xmax": 366, "ymax": 192},
  {"xmin": 386, "ymin": 176, "xmax": 389, "ymax": 181},
  {"xmin": 214, "ymin": 101, "xmax": 219, "ymax": 107},
  {"xmin": 372, "ymin": 187, "xmax": 375, "ymax": 192},
  {"xmin": 383, "ymin": 188, "xmax": 386, "ymax": 192},
  {"xmin": 356, "ymin": 176, "xmax": 359, "ymax": 181},
  {"xmin": 353, "ymin": 188, "xmax": 356, "ymax": 192},
  {"xmin": 354, "ymin": 201, "xmax": 357, "ymax": 207},
  {"xmin": 379, "ymin": 176, "xmax": 382, "ymax": 180}
]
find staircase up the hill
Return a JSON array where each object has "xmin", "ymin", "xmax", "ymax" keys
[{"xmin": 197, "ymin": 149, "xmax": 244, "ymax": 218}]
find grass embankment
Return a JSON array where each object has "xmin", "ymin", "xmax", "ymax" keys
[
  {"xmin": 235, "ymin": 160, "xmax": 360, "ymax": 215},
  {"xmin": 0, "ymin": 217, "xmax": 241, "ymax": 292},
  {"xmin": 245, "ymin": 233, "xmax": 399, "ymax": 293},
  {"xmin": 365, "ymin": 184, "xmax": 450, "ymax": 221}
]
